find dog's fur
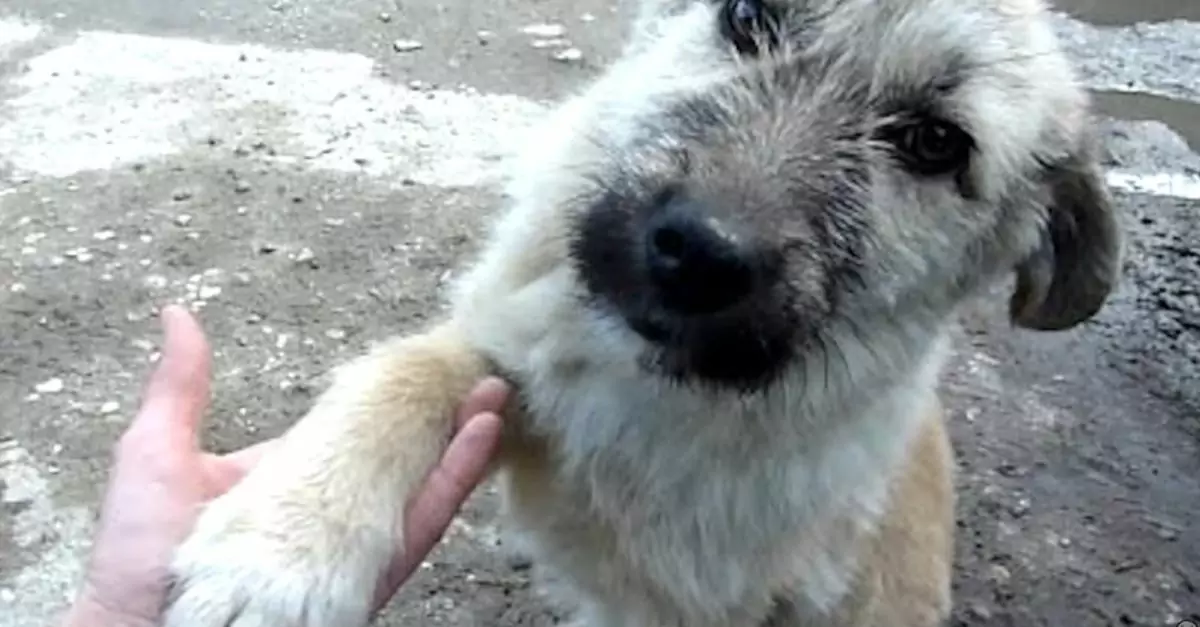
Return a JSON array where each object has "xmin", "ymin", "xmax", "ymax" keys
[{"xmin": 162, "ymin": 0, "xmax": 1121, "ymax": 625}]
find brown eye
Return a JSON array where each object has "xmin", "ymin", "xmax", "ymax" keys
[
  {"xmin": 894, "ymin": 119, "xmax": 973, "ymax": 176},
  {"xmin": 721, "ymin": 0, "xmax": 773, "ymax": 55}
]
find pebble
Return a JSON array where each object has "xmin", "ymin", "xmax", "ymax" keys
[
  {"xmin": 175, "ymin": 214, "xmax": 193, "ymax": 227},
  {"xmin": 99, "ymin": 401, "xmax": 120, "ymax": 415},
  {"xmin": 294, "ymin": 247, "xmax": 315, "ymax": 264},
  {"xmin": 988, "ymin": 564, "xmax": 1011, "ymax": 585},
  {"xmin": 378, "ymin": 12, "xmax": 391, "ymax": 22},
  {"xmin": 522, "ymin": 23, "xmax": 566, "ymax": 38},
  {"xmin": 552, "ymin": 48, "xmax": 584, "ymax": 63},
  {"xmin": 172, "ymin": 190, "xmax": 193, "ymax": 202},
  {"xmin": 93, "ymin": 230, "xmax": 116, "ymax": 241},
  {"xmin": 325, "ymin": 328, "xmax": 347, "ymax": 340},
  {"xmin": 234, "ymin": 180, "xmax": 253, "ymax": 194},
  {"xmin": 35, "ymin": 378, "xmax": 64, "ymax": 394},
  {"xmin": 393, "ymin": 39, "xmax": 424, "ymax": 53},
  {"xmin": 198, "ymin": 286, "xmax": 222, "ymax": 300},
  {"xmin": 966, "ymin": 602, "xmax": 993, "ymax": 621}
]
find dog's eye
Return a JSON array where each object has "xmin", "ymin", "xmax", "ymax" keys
[
  {"xmin": 721, "ymin": 0, "xmax": 773, "ymax": 55},
  {"xmin": 892, "ymin": 119, "xmax": 973, "ymax": 176}
]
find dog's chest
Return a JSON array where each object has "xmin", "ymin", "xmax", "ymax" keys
[{"xmin": 497, "ymin": 372, "xmax": 906, "ymax": 619}]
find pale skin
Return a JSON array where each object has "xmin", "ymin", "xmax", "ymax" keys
[{"xmin": 60, "ymin": 305, "xmax": 512, "ymax": 627}]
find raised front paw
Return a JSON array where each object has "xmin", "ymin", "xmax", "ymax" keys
[{"xmin": 164, "ymin": 494, "xmax": 388, "ymax": 627}]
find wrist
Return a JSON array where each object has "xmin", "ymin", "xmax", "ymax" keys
[{"xmin": 61, "ymin": 583, "xmax": 159, "ymax": 627}]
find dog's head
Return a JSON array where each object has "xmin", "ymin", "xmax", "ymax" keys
[{"xmin": 504, "ymin": 0, "xmax": 1121, "ymax": 392}]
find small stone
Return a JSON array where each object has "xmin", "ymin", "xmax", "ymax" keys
[
  {"xmin": 35, "ymin": 378, "xmax": 64, "ymax": 394},
  {"xmin": 392, "ymin": 39, "xmax": 423, "ymax": 52},
  {"xmin": 93, "ymin": 230, "xmax": 116, "ymax": 241},
  {"xmin": 0, "ymin": 587, "xmax": 15, "ymax": 603},
  {"xmin": 966, "ymin": 602, "xmax": 993, "ymax": 621},
  {"xmin": 10, "ymin": 283, "xmax": 26, "ymax": 293},
  {"xmin": 522, "ymin": 23, "xmax": 566, "ymax": 38},
  {"xmin": 531, "ymin": 38, "xmax": 568, "ymax": 49},
  {"xmin": 378, "ymin": 12, "xmax": 391, "ymax": 22},
  {"xmin": 172, "ymin": 190, "xmax": 193, "ymax": 202},
  {"xmin": 198, "ymin": 285, "xmax": 222, "ymax": 300},
  {"xmin": 99, "ymin": 401, "xmax": 120, "ymax": 415},
  {"xmin": 175, "ymin": 214, "xmax": 193, "ymax": 227},
  {"xmin": 234, "ymin": 180, "xmax": 253, "ymax": 194},
  {"xmin": 580, "ymin": 12, "xmax": 596, "ymax": 22},
  {"xmin": 477, "ymin": 30, "xmax": 493, "ymax": 44},
  {"xmin": 294, "ymin": 248, "xmax": 315, "ymax": 264},
  {"xmin": 325, "ymin": 328, "xmax": 347, "ymax": 340},
  {"xmin": 552, "ymin": 47, "xmax": 583, "ymax": 63}
]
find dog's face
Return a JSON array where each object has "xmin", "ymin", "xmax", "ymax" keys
[{"xmin": 520, "ymin": 0, "xmax": 1120, "ymax": 392}]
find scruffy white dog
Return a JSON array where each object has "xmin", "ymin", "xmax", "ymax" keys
[{"xmin": 163, "ymin": 0, "xmax": 1121, "ymax": 625}]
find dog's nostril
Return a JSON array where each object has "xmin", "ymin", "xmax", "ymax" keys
[
  {"xmin": 645, "ymin": 205, "xmax": 756, "ymax": 315},
  {"xmin": 651, "ymin": 227, "xmax": 687, "ymax": 265}
]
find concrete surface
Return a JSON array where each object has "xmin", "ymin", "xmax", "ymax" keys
[{"xmin": 1, "ymin": 1, "xmax": 1198, "ymax": 626}]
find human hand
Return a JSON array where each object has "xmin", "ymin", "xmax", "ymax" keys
[{"xmin": 61, "ymin": 305, "xmax": 510, "ymax": 627}]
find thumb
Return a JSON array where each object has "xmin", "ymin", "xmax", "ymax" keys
[{"xmin": 131, "ymin": 305, "xmax": 213, "ymax": 445}]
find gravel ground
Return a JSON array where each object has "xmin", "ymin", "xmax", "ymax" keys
[{"xmin": 1, "ymin": 1, "xmax": 1198, "ymax": 626}]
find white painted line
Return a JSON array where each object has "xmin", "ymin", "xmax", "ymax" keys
[
  {"xmin": 1106, "ymin": 169, "xmax": 1200, "ymax": 201},
  {"xmin": 0, "ymin": 441, "xmax": 92, "ymax": 627},
  {"xmin": 1051, "ymin": 12, "xmax": 1200, "ymax": 103},
  {"xmin": 0, "ymin": 17, "xmax": 42, "ymax": 59},
  {"xmin": 0, "ymin": 28, "xmax": 548, "ymax": 186}
]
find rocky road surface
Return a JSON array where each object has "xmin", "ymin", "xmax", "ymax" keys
[{"xmin": 1, "ymin": 1, "xmax": 1198, "ymax": 626}]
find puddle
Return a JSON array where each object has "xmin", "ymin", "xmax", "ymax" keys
[
  {"xmin": 1091, "ymin": 89, "xmax": 1200, "ymax": 153},
  {"xmin": 1055, "ymin": 0, "xmax": 1200, "ymax": 26}
]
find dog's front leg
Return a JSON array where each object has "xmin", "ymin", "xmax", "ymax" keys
[{"xmin": 163, "ymin": 321, "xmax": 493, "ymax": 627}]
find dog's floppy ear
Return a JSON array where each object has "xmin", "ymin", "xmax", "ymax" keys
[{"xmin": 1009, "ymin": 133, "xmax": 1122, "ymax": 331}]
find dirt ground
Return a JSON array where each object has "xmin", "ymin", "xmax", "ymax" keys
[{"xmin": 1, "ymin": 1, "xmax": 1198, "ymax": 626}]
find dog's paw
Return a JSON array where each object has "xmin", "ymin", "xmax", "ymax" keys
[{"xmin": 163, "ymin": 497, "xmax": 386, "ymax": 627}]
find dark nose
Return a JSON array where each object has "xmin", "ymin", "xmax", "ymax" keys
[{"xmin": 644, "ymin": 198, "xmax": 757, "ymax": 314}]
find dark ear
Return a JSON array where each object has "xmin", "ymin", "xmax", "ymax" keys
[{"xmin": 1009, "ymin": 138, "xmax": 1122, "ymax": 331}]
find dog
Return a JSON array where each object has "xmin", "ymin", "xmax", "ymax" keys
[{"xmin": 161, "ymin": 0, "xmax": 1121, "ymax": 624}]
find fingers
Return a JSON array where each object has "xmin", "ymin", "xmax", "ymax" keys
[
  {"xmin": 376, "ymin": 409, "xmax": 504, "ymax": 605},
  {"xmin": 218, "ymin": 438, "xmax": 280, "ymax": 476},
  {"xmin": 405, "ymin": 411, "xmax": 503, "ymax": 550},
  {"xmin": 453, "ymin": 377, "xmax": 512, "ymax": 431},
  {"xmin": 200, "ymin": 438, "xmax": 283, "ymax": 494},
  {"xmin": 127, "ymin": 305, "xmax": 212, "ymax": 446}
]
